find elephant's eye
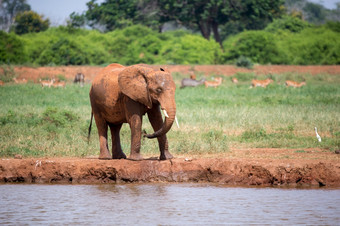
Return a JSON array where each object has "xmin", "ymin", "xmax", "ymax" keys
[{"xmin": 156, "ymin": 87, "xmax": 163, "ymax": 93}]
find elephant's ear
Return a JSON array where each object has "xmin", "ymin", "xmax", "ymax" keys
[{"xmin": 118, "ymin": 66, "xmax": 153, "ymax": 109}]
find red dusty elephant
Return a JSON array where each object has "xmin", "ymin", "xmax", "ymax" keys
[{"xmin": 88, "ymin": 63, "xmax": 177, "ymax": 160}]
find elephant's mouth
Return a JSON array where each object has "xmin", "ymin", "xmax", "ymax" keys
[{"xmin": 161, "ymin": 108, "xmax": 179, "ymax": 129}]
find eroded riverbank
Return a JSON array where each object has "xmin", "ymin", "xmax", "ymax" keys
[{"xmin": 1, "ymin": 157, "xmax": 339, "ymax": 187}]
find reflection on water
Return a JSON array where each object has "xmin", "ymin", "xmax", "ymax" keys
[{"xmin": 0, "ymin": 183, "xmax": 339, "ymax": 225}]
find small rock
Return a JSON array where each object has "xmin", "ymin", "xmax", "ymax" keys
[
  {"xmin": 335, "ymin": 150, "xmax": 340, "ymax": 154},
  {"xmin": 14, "ymin": 154, "xmax": 22, "ymax": 159}
]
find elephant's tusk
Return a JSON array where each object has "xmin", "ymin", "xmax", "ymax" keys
[
  {"xmin": 163, "ymin": 109, "xmax": 169, "ymax": 118},
  {"xmin": 175, "ymin": 116, "xmax": 180, "ymax": 128}
]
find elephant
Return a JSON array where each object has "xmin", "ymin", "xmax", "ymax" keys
[{"xmin": 88, "ymin": 63, "xmax": 177, "ymax": 161}]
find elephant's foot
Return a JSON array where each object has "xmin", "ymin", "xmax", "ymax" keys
[
  {"xmin": 99, "ymin": 153, "xmax": 112, "ymax": 160},
  {"xmin": 128, "ymin": 153, "xmax": 143, "ymax": 161},
  {"xmin": 160, "ymin": 151, "xmax": 173, "ymax": 160},
  {"xmin": 112, "ymin": 152, "xmax": 127, "ymax": 159}
]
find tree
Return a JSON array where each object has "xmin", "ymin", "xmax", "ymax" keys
[
  {"xmin": 156, "ymin": 0, "xmax": 284, "ymax": 47},
  {"xmin": 67, "ymin": 12, "xmax": 86, "ymax": 28},
  {"xmin": 303, "ymin": 2, "xmax": 326, "ymax": 24},
  {"xmin": 85, "ymin": 0, "xmax": 138, "ymax": 31},
  {"xmin": 0, "ymin": 0, "xmax": 30, "ymax": 32},
  {"xmin": 13, "ymin": 11, "xmax": 50, "ymax": 34}
]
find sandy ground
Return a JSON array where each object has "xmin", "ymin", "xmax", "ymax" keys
[{"xmin": 1, "ymin": 65, "xmax": 340, "ymax": 186}]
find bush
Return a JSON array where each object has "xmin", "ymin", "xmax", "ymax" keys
[
  {"xmin": 279, "ymin": 27, "xmax": 340, "ymax": 65},
  {"xmin": 0, "ymin": 31, "xmax": 26, "ymax": 64},
  {"xmin": 37, "ymin": 38, "xmax": 89, "ymax": 65},
  {"xmin": 160, "ymin": 33, "xmax": 222, "ymax": 64},
  {"xmin": 0, "ymin": 65, "xmax": 17, "ymax": 82},
  {"xmin": 235, "ymin": 56, "xmax": 253, "ymax": 69},
  {"xmin": 222, "ymin": 31, "xmax": 282, "ymax": 64},
  {"xmin": 265, "ymin": 16, "xmax": 312, "ymax": 33}
]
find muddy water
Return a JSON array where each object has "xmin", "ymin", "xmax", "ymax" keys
[{"xmin": 0, "ymin": 184, "xmax": 339, "ymax": 225}]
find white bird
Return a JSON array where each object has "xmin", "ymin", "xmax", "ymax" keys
[{"xmin": 315, "ymin": 127, "xmax": 321, "ymax": 142}]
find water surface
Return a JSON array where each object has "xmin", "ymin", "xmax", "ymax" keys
[{"xmin": 1, "ymin": 184, "xmax": 339, "ymax": 225}]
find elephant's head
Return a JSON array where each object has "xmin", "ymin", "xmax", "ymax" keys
[{"xmin": 118, "ymin": 65, "xmax": 176, "ymax": 139}]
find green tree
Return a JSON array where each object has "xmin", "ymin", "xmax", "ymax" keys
[
  {"xmin": 67, "ymin": 12, "xmax": 86, "ymax": 28},
  {"xmin": 13, "ymin": 11, "xmax": 50, "ymax": 34},
  {"xmin": 0, "ymin": 0, "xmax": 30, "ymax": 32},
  {"xmin": 85, "ymin": 0, "xmax": 138, "ymax": 31},
  {"xmin": 303, "ymin": 2, "xmax": 326, "ymax": 24},
  {"xmin": 156, "ymin": 0, "xmax": 284, "ymax": 47}
]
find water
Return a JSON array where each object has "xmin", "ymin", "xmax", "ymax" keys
[{"xmin": 0, "ymin": 183, "xmax": 339, "ymax": 225}]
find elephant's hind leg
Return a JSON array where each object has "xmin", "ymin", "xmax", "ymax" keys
[
  {"xmin": 94, "ymin": 115, "xmax": 112, "ymax": 160},
  {"xmin": 109, "ymin": 123, "xmax": 126, "ymax": 159}
]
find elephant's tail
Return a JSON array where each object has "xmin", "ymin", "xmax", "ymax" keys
[{"xmin": 87, "ymin": 111, "xmax": 93, "ymax": 144}]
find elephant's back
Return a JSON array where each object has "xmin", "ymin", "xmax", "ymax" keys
[{"xmin": 90, "ymin": 64, "xmax": 125, "ymax": 108}]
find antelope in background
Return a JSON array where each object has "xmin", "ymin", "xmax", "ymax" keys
[
  {"xmin": 13, "ymin": 78, "xmax": 27, "ymax": 84},
  {"xmin": 251, "ymin": 78, "xmax": 273, "ymax": 88},
  {"xmin": 40, "ymin": 78, "xmax": 54, "ymax": 88},
  {"xmin": 74, "ymin": 72, "xmax": 85, "ymax": 87},
  {"xmin": 180, "ymin": 78, "xmax": 206, "ymax": 88},
  {"xmin": 285, "ymin": 80, "xmax": 306, "ymax": 88},
  {"xmin": 52, "ymin": 80, "xmax": 66, "ymax": 88},
  {"xmin": 204, "ymin": 77, "xmax": 223, "ymax": 88},
  {"xmin": 232, "ymin": 77, "xmax": 238, "ymax": 84}
]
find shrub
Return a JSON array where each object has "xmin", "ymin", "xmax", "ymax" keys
[
  {"xmin": 222, "ymin": 31, "xmax": 282, "ymax": 64},
  {"xmin": 265, "ymin": 16, "xmax": 312, "ymax": 33},
  {"xmin": 0, "ymin": 65, "xmax": 17, "ymax": 82},
  {"xmin": 37, "ymin": 38, "xmax": 89, "ymax": 65},
  {"xmin": 0, "ymin": 31, "xmax": 26, "ymax": 64},
  {"xmin": 235, "ymin": 56, "xmax": 253, "ymax": 69},
  {"xmin": 160, "ymin": 34, "xmax": 222, "ymax": 64}
]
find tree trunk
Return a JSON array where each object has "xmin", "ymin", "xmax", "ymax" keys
[
  {"xmin": 211, "ymin": 20, "xmax": 224, "ymax": 50},
  {"xmin": 197, "ymin": 20, "xmax": 211, "ymax": 40}
]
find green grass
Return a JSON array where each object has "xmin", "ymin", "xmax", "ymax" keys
[{"xmin": 0, "ymin": 71, "xmax": 339, "ymax": 158}]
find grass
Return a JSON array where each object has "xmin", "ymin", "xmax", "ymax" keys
[{"xmin": 0, "ymin": 71, "xmax": 339, "ymax": 158}]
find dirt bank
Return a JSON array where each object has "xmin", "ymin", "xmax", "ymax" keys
[
  {"xmin": 1, "ymin": 153, "xmax": 340, "ymax": 187},
  {"xmin": 10, "ymin": 65, "xmax": 340, "ymax": 82}
]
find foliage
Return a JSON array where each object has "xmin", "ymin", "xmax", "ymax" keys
[
  {"xmin": 324, "ymin": 21, "xmax": 340, "ymax": 33},
  {"xmin": 0, "ymin": 30, "xmax": 26, "ymax": 64},
  {"xmin": 222, "ymin": 31, "xmax": 281, "ymax": 64},
  {"xmin": 1, "ymin": 21, "xmax": 338, "ymax": 66},
  {"xmin": 160, "ymin": 33, "xmax": 222, "ymax": 65},
  {"xmin": 12, "ymin": 10, "xmax": 49, "ymax": 35},
  {"xmin": 235, "ymin": 56, "xmax": 253, "ymax": 69},
  {"xmin": 70, "ymin": 0, "xmax": 284, "ymax": 46},
  {"xmin": 84, "ymin": 0, "xmax": 138, "ymax": 31},
  {"xmin": 265, "ymin": 16, "xmax": 312, "ymax": 33},
  {"xmin": 277, "ymin": 27, "xmax": 340, "ymax": 65},
  {"xmin": 0, "ymin": 64, "xmax": 17, "ymax": 82},
  {"xmin": 37, "ymin": 37, "xmax": 89, "ymax": 65}
]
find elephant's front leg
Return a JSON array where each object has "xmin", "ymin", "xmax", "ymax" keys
[
  {"xmin": 147, "ymin": 106, "xmax": 173, "ymax": 160},
  {"xmin": 128, "ymin": 114, "xmax": 143, "ymax": 160}
]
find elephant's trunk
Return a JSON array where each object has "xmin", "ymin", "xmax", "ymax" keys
[{"xmin": 145, "ymin": 105, "xmax": 176, "ymax": 139}]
